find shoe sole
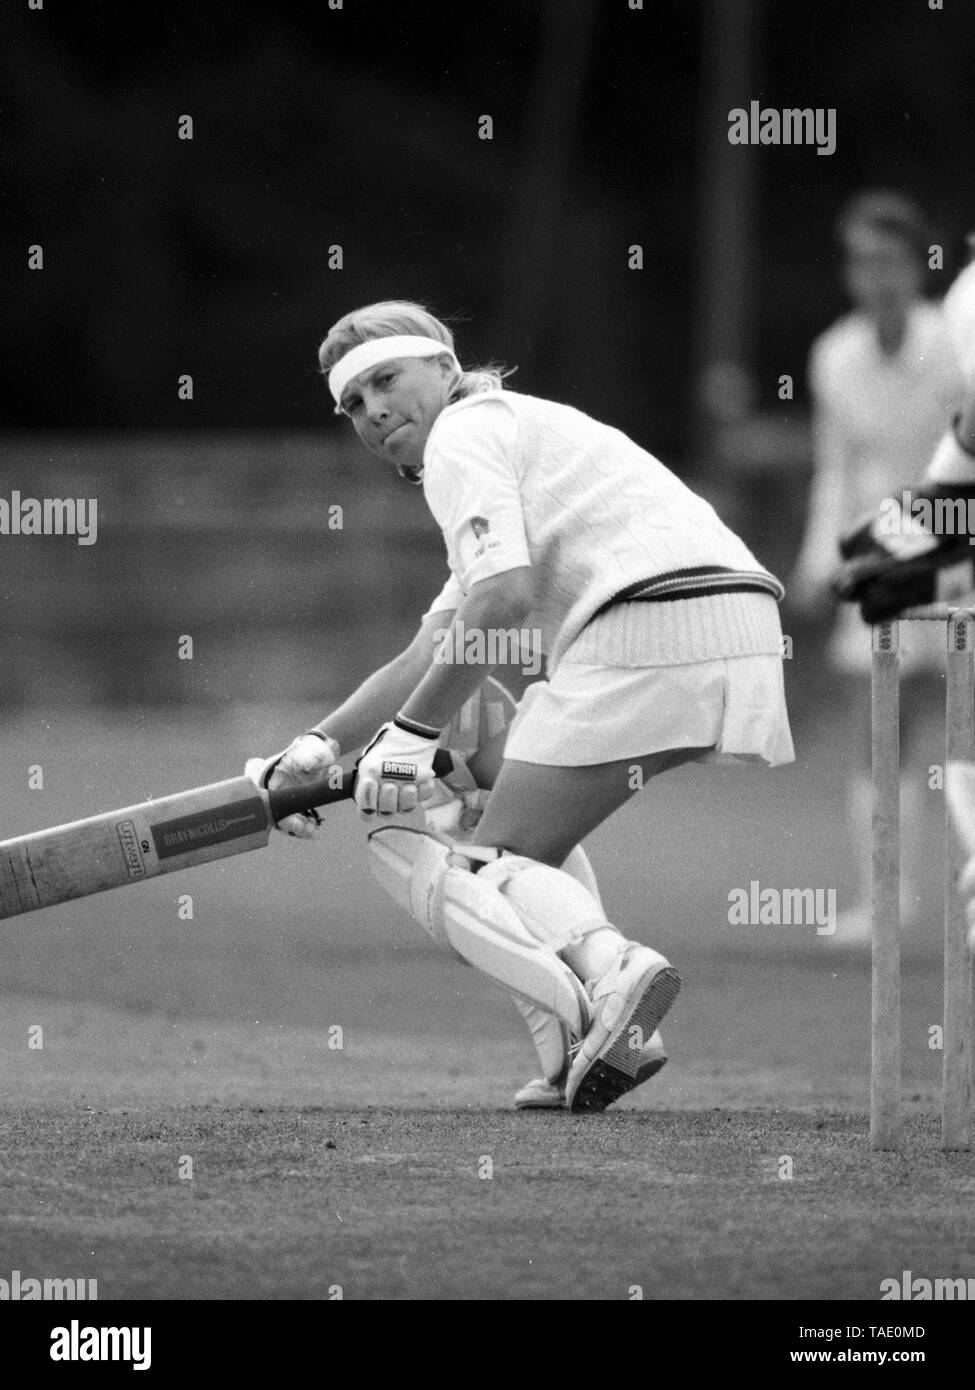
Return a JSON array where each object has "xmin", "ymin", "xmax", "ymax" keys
[
  {"xmin": 634, "ymin": 1052, "xmax": 668, "ymax": 1086},
  {"xmin": 514, "ymin": 1054, "xmax": 668, "ymax": 1111},
  {"xmin": 569, "ymin": 966, "xmax": 681, "ymax": 1113}
]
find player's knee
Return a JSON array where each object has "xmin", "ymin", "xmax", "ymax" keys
[{"xmin": 469, "ymin": 850, "xmax": 608, "ymax": 952}]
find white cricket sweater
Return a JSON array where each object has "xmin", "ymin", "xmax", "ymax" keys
[{"xmin": 421, "ymin": 390, "xmax": 784, "ymax": 670}]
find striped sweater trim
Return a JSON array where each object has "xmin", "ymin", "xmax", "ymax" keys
[{"xmin": 593, "ymin": 566, "xmax": 785, "ymax": 615}]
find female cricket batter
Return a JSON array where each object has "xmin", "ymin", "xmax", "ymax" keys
[{"xmin": 251, "ymin": 301, "xmax": 794, "ymax": 1113}]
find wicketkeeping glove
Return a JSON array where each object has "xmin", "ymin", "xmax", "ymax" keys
[
  {"xmin": 834, "ymin": 464, "xmax": 975, "ymax": 622},
  {"xmin": 831, "ymin": 550, "xmax": 939, "ymax": 624}
]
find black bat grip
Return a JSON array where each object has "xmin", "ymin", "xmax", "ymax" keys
[{"xmin": 266, "ymin": 748, "xmax": 455, "ymax": 821}]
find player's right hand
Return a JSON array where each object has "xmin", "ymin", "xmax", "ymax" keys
[{"xmin": 245, "ymin": 732, "xmax": 341, "ymax": 838}]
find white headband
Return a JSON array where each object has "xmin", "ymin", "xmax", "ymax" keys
[{"xmin": 328, "ymin": 335, "xmax": 459, "ymax": 405}]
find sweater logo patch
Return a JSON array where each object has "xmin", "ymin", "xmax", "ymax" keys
[{"xmin": 469, "ymin": 514, "xmax": 502, "ymax": 559}]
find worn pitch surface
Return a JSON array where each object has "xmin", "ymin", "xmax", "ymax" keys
[{"xmin": 1, "ymin": 711, "xmax": 972, "ymax": 1299}]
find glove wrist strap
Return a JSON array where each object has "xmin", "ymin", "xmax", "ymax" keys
[{"xmin": 393, "ymin": 713, "xmax": 442, "ymax": 740}]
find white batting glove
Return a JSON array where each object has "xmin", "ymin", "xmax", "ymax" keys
[
  {"xmin": 245, "ymin": 731, "xmax": 341, "ymax": 838},
  {"xmin": 354, "ymin": 716, "xmax": 441, "ymax": 818}
]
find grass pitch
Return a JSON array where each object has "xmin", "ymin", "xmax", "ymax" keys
[
  {"xmin": 1, "ymin": 709, "xmax": 972, "ymax": 1300},
  {"xmin": 2, "ymin": 960, "xmax": 973, "ymax": 1302}
]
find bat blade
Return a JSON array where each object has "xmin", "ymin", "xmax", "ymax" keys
[
  {"xmin": 0, "ymin": 751, "xmax": 450, "ymax": 921},
  {"xmin": 0, "ymin": 776, "xmax": 275, "ymax": 920}
]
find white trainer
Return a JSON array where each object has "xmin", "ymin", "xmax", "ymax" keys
[
  {"xmin": 514, "ymin": 1029, "xmax": 668, "ymax": 1110},
  {"xmin": 565, "ymin": 944, "xmax": 681, "ymax": 1113},
  {"xmin": 513, "ymin": 1078, "xmax": 566, "ymax": 1109}
]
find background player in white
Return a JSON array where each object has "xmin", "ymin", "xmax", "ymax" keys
[
  {"xmin": 252, "ymin": 301, "xmax": 794, "ymax": 1112},
  {"xmin": 917, "ymin": 246, "xmax": 975, "ymax": 956},
  {"xmin": 835, "ymin": 240, "xmax": 975, "ymax": 954},
  {"xmin": 791, "ymin": 192, "xmax": 966, "ymax": 942}
]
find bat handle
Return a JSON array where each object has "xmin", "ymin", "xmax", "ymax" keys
[{"xmin": 266, "ymin": 748, "xmax": 455, "ymax": 821}]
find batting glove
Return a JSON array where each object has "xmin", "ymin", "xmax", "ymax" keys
[
  {"xmin": 354, "ymin": 715, "xmax": 442, "ymax": 818},
  {"xmin": 245, "ymin": 731, "xmax": 341, "ymax": 838}
]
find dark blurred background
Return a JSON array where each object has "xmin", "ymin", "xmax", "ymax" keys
[{"xmin": 3, "ymin": 0, "xmax": 975, "ymax": 707}]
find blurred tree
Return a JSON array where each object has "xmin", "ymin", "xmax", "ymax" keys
[{"xmin": 488, "ymin": 0, "xmax": 598, "ymax": 363}]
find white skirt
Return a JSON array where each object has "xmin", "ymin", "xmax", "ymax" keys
[{"xmin": 502, "ymin": 654, "xmax": 795, "ymax": 768}]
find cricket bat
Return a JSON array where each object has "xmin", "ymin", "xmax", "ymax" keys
[{"xmin": 0, "ymin": 750, "xmax": 453, "ymax": 921}]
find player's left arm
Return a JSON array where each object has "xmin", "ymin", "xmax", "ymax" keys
[
  {"xmin": 354, "ymin": 400, "xmax": 536, "ymax": 813},
  {"xmin": 399, "ymin": 566, "xmax": 535, "ymax": 730},
  {"xmin": 401, "ymin": 397, "xmax": 536, "ymax": 730},
  {"xmin": 353, "ymin": 567, "xmax": 535, "ymax": 816}
]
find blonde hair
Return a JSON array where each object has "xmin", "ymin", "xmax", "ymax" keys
[{"xmin": 318, "ymin": 300, "xmax": 512, "ymax": 414}]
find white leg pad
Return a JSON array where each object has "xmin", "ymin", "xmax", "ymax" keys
[
  {"xmin": 501, "ymin": 845, "xmax": 615, "ymax": 1087},
  {"xmin": 501, "ymin": 847, "xmax": 611, "ymax": 1086},
  {"xmin": 367, "ymin": 826, "xmax": 591, "ymax": 1036},
  {"xmin": 440, "ymin": 866, "xmax": 592, "ymax": 1035},
  {"xmin": 473, "ymin": 853, "xmax": 611, "ymax": 953},
  {"xmin": 367, "ymin": 825, "xmax": 457, "ymax": 952}
]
